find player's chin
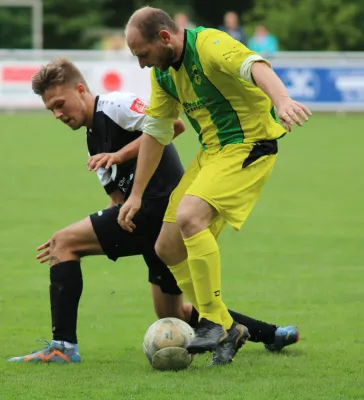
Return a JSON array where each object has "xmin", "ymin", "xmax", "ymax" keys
[
  {"xmin": 159, "ymin": 64, "xmax": 170, "ymax": 71},
  {"xmin": 69, "ymin": 122, "xmax": 83, "ymax": 131}
]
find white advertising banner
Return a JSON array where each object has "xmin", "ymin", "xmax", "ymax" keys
[
  {"xmin": 1, "ymin": 50, "xmax": 364, "ymax": 111},
  {"xmin": 0, "ymin": 58, "xmax": 151, "ymax": 109}
]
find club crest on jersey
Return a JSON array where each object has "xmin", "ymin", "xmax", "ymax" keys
[
  {"xmin": 191, "ymin": 65, "xmax": 202, "ymax": 85},
  {"xmin": 130, "ymin": 98, "xmax": 146, "ymax": 114}
]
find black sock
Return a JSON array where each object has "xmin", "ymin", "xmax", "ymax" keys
[
  {"xmin": 189, "ymin": 307, "xmax": 199, "ymax": 328},
  {"xmin": 189, "ymin": 307, "xmax": 277, "ymax": 344},
  {"xmin": 50, "ymin": 261, "xmax": 83, "ymax": 344},
  {"xmin": 228, "ymin": 309, "xmax": 277, "ymax": 344}
]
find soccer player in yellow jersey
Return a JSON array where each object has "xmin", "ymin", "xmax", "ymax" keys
[{"xmin": 118, "ymin": 7, "xmax": 311, "ymax": 364}]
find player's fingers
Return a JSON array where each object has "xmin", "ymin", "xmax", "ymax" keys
[
  {"xmin": 87, "ymin": 155, "xmax": 96, "ymax": 167},
  {"xmin": 295, "ymin": 101, "xmax": 312, "ymax": 117},
  {"xmin": 39, "ymin": 256, "xmax": 51, "ymax": 264},
  {"xmin": 293, "ymin": 107, "xmax": 309, "ymax": 122},
  {"xmin": 118, "ymin": 220, "xmax": 133, "ymax": 232},
  {"xmin": 279, "ymin": 113, "xmax": 293, "ymax": 132},
  {"xmin": 88, "ymin": 159, "xmax": 95, "ymax": 170},
  {"xmin": 94, "ymin": 156, "xmax": 109, "ymax": 171},
  {"xmin": 117, "ymin": 208, "xmax": 133, "ymax": 232},
  {"xmin": 88, "ymin": 154, "xmax": 103, "ymax": 170},
  {"xmin": 287, "ymin": 109, "xmax": 303, "ymax": 126},
  {"xmin": 117, "ymin": 206, "xmax": 128, "ymax": 224},
  {"xmin": 105, "ymin": 156, "xmax": 115, "ymax": 170},
  {"xmin": 36, "ymin": 250, "xmax": 50, "ymax": 259},
  {"xmin": 37, "ymin": 241, "xmax": 51, "ymax": 251},
  {"xmin": 281, "ymin": 121, "xmax": 290, "ymax": 132},
  {"xmin": 125, "ymin": 207, "xmax": 138, "ymax": 223},
  {"xmin": 128, "ymin": 220, "xmax": 136, "ymax": 230}
]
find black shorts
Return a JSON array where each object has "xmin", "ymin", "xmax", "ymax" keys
[{"xmin": 90, "ymin": 201, "xmax": 182, "ymax": 296}]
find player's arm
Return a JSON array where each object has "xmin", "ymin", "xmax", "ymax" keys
[
  {"xmin": 205, "ymin": 31, "xmax": 311, "ymax": 131},
  {"xmin": 94, "ymin": 162, "xmax": 122, "ymax": 205},
  {"xmin": 117, "ymin": 70, "xmax": 182, "ymax": 232},
  {"xmin": 87, "ymin": 118, "xmax": 184, "ymax": 171},
  {"xmin": 87, "ymin": 91, "xmax": 185, "ymax": 173},
  {"xmin": 250, "ymin": 62, "xmax": 311, "ymax": 130}
]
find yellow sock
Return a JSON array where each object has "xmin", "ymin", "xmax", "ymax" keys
[
  {"xmin": 184, "ymin": 229, "xmax": 224, "ymax": 325},
  {"xmin": 221, "ymin": 304, "xmax": 234, "ymax": 330},
  {"xmin": 169, "ymin": 259, "xmax": 197, "ymax": 310}
]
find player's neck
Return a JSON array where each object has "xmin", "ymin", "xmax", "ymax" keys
[
  {"xmin": 173, "ymin": 28, "xmax": 186, "ymax": 63},
  {"xmin": 84, "ymin": 93, "xmax": 97, "ymax": 129}
]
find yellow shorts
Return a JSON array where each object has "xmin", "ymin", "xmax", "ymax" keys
[{"xmin": 163, "ymin": 141, "xmax": 277, "ymax": 233}]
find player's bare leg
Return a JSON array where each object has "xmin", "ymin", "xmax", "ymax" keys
[{"xmin": 150, "ymin": 284, "xmax": 191, "ymax": 321}]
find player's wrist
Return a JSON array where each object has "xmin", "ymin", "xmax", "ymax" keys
[
  {"xmin": 114, "ymin": 151, "xmax": 125, "ymax": 165},
  {"xmin": 130, "ymin": 191, "xmax": 143, "ymax": 199},
  {"xmin": 274, "ymin": 94, "xmax": 292, "ymax": 108}
]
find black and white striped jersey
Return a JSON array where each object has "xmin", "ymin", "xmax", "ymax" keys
[{"xmin": 86, "ymin": 91, "xmax": 184, "ymax": 201}]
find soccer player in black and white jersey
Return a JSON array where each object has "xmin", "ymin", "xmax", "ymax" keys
[{"xmin": 8, "ymin": 58, "xmax": 299, "ymax": 364}]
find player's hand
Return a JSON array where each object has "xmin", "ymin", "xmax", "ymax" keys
[
  {"xmin": 87, "ymin": 152, "xmax": 123, "ymax": 171},
  {"xmin": 117, "ymin": 195, "xmax": 141, "ymax": 232},
  {"xmin": 36, "ymin": 239, "xmax": 51, "ymax": 264},
  {"xmin": 276, "ymin": 99, "xmax": 312, "ymax": 132}
]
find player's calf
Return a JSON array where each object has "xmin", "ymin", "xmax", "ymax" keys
[{"xmin": 155, "ymin": 222, "xmax": 187, "ymax": 266}]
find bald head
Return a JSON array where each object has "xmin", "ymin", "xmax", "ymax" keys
[{"xmin": 126, "ymin": 7, "xmax": 178, "ymax": 42}]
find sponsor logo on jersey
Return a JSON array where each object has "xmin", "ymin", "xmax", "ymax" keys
[
  {"xmin": 191, "ymin": 64, "xmax": 202, "ymax": 85},
  {"xmin": 130, "ymin": 98, "xmax": 147, "ymax": 114},
  {"xmin": 182, "ymin": 96, "xmax": 214, "ymax": 113}
]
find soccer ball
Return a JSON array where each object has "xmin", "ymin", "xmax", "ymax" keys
[{"xmin": 143, "ymin": 317, "xmax": 195, "ymax": 371}]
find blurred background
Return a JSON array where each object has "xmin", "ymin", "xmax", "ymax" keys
[{"xmin": 0, "ymin": 0, "xmax": 364, "ymax": 111}]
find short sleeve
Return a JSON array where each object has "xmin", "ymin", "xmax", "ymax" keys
[
  {"xmin": 145, "ymin": 69, "xmax": 182, "ymax": 121},
  {"xmin": 200, "ymin": 30, "xmax": 271, "ymax": 79},
  {"xmin": 97, "ymin": 92, "xmax": 147, "ymax": 132}
]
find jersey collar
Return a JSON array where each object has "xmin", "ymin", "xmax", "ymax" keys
[
  {"xmin": 170, "ymin": 29, "xmax": 187, "ymax": 71},
  {"xmin": 88, "ymin": 95, "xmax": 100, "ymax": 132}
]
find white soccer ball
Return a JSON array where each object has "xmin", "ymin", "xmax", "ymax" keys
[{"xmin": 143, "ymin": 317, "xmax": 195, "ymax": 371}]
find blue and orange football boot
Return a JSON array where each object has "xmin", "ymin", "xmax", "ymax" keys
[
  {"xmin": 8, "ymin": 340, "xmax": 81, "ymax": 363},
  {"xmin": 265, "ymin": 326, "xmax": 300, "ymax": 352}
]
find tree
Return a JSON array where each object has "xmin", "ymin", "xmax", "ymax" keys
[
  {"xmin": 0, "ymin": 7, "xmax": 32, "ymax": 48},
  {"xmin": 105, "ymin": 0, "xmax": 196, "ymax": 28},
  {"xmin": 43, "ymin": 0, "xmax": 111, "ymax": 49},
  {"xmin": 242, "ymin": 0, "xmax": 364, "ymax": 51}
]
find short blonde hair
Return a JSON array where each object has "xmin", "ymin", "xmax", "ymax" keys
[{"xmin": 32, "ymin": 58, "xmax": 89, "ymax": 95}]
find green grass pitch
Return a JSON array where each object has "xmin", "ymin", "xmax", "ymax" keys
[{"xmin": 0, "ymin": 112, "xmax": 363, "ymax": 399}]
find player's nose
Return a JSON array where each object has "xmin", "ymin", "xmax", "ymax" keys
[
  {"xmin": 138, "ymin": 58, "xmax": 147, "ymax": 69},
  {"xmin": 53, "ymin": 110, "xmax": 63, "ymax": 119}
]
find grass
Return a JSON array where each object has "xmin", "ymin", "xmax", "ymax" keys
[{"xmin": 0, "ymin": 112, "xmax": 364, "ymax": 399}]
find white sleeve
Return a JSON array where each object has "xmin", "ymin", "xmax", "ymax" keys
[
  {"xmin": 239, "ymin": 55, "xmax": 271, "ymax": 84},
  {"xmin": 143, "ymin": 115, "xmax": 174, "ymax": 145},
  {"xmin": 97, "ymin": 92, "xmax": 148, "ymax": 132}
]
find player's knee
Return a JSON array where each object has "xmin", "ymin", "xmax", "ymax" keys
[
  {"xmin": 155, "ymin": 236, "xmax": 186, "ymax": 266},
  {"xmin": 50, "ymin": 228, "xmax": 77, "ymax": 255},
  {"xmin": 176, "ymin": 197, "xmax": 215, "ymax": 237},
  {"xmin": 176, "ymin": 208, "xmax": 204, "ymax": 237},
  {"xmin": 155, "ymin": 238, "xmax": 172, "ymax": 265}
]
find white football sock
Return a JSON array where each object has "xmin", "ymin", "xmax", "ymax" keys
[{"xmin": 52, "ymin": 340, "xmax": 74, "ymax": 349}]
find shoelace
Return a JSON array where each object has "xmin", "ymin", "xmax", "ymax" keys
[{"xmin": 30, "ymin": 339, "xmax": 52, "ymax": 354}]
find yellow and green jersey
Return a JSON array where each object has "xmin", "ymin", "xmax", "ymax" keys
[{"xmin": 146, "ymin": 26, "xmax": 286, "ymax": 151}]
